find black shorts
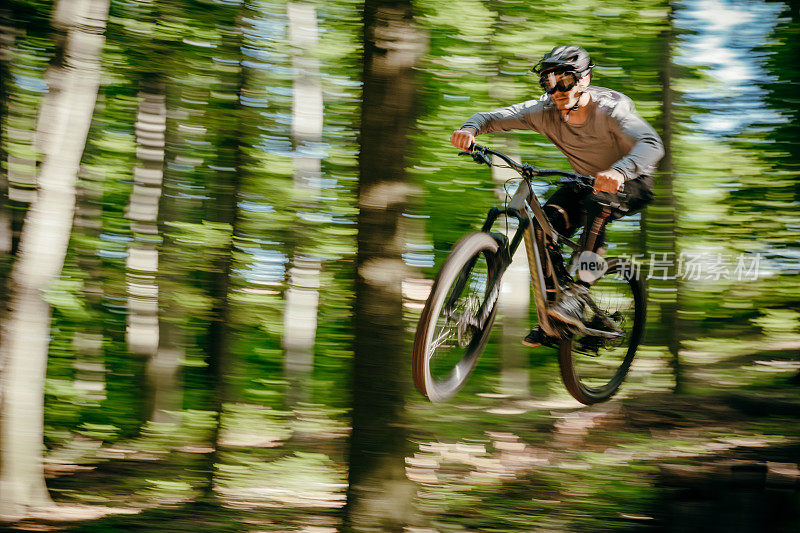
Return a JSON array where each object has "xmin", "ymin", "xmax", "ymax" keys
[{"xmin": 543, "ymin": 174, "xmax": 654, "ymax": 237}]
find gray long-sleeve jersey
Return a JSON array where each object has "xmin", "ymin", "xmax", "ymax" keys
[{"xmin": 461, "ymin": 86, "xmax": 664, "ymax": 180}]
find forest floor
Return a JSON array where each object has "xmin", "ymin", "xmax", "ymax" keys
[{"xmin": 2, "ymin": 378, "xmax": 799, "ymax": 532}]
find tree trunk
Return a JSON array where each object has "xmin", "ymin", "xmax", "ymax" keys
[
  {"xmin": 126, "ymin": 79, "xmax": 180, "ymax": 424},
  {"xmin": 282, "ymin": 2, "xmax": 322, "ymax": 407},
  {"xmin": 0, "ymin": 0, "xmax": 109, "ymax": 520},
  {"xmin": 198, "ymin": 11, "xmax": 244, "ymax": 504},
  {"xmin": 127, "ymin": 83, "xmax": 165, "ymax": 359},
  {"xmin": 655, "ymin": 4, "xmax": 683, "ymax": 393},
  {"xmin": 153, "ymin": 83, "xmax": 186, "ymax": 430},
  {"xmin": 343, "ymin": 1, "xmax": 425, "ymax": 530}
]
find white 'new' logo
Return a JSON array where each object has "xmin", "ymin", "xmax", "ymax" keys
[{"xmin": 576, "ymin": 251, "xmax": 608, "ymax": 283}]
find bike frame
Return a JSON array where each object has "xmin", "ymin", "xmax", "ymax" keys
[
  {"xmin": 465, "ymin": 144, "xmax": 622, "ymax": 339},
  {"xmin": 479, "ymin": 177, "xmax": 580, "ymax": 337}
]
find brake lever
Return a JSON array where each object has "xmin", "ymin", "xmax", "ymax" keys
[
  {"xmin": 459, "ymin": 150, "xmax": 492, "ymax": 166},
  {"xmin": 592, "ymin": 190, "xmax": 629, "ymax": 211}
]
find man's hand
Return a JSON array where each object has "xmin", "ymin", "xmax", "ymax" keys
[
  {"xmin": 450, "ymin": 127, "xmax": 477, "ymax": 151},
  {"xmin": 594, "ymin": 169, "xmax": 625, "ymax": 193}
]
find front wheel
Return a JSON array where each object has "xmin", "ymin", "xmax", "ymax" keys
[
  {"xmin": 413, "ymin": 232, "xmax": 503, "ymax": 403},
  {"xmin": 558, "ymin": 257, "xmax": 646, "ymax": 405}
]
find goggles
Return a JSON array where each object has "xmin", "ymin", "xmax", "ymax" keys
[{"xmin": 539, "ymin": 70, "xmax": 580, "ymax": 95}]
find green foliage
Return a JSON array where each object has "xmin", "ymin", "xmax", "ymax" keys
[{"xmin": 0, "ymin": 0, "xmax": 797, "ymax": 529}]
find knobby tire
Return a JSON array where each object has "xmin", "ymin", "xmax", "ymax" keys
[
  {"xmin": 558, "ymin": 257, "xmax": 646, "ymax": 404},
  {"xmin": 412, "ymin": 232, "xmax": 502, "ymax": 403}
]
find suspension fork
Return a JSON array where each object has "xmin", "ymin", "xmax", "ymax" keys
[
  {"xmin": 449, "ymin": 206, "xmax": 514, "ymax": 331},
  {"xmin": 440, "ymin": 206, "xmax": 507, "ymax": 330},
  {"xmin": 460, "ymin": 203, "xmax": 536, "ymax": 332}
]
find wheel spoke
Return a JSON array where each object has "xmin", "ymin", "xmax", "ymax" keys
[{"xmin": 429, "ymin": 323, "xmax": 456, "ymax": 354}]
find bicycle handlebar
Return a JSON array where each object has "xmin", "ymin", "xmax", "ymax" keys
[
  {"xmin": 460, "ymin": 143, "xmax": 628, "ymax": 207},
  {"xmin": 464, "ymin": 143, "xmax": 594, "ymax": 182}
]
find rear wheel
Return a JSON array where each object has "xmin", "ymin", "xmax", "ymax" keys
[
  {"xmin": 413, "ymin": 232, "xmax": 503, "ymax": 403},
  {"xmin": 558, "ymin": 257, "xmax": 645, "ymax": 404}
]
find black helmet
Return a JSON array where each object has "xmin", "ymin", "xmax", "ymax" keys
[{"xmin": 532, "ymin": 45, "xmax": 594, "ymax": 77}]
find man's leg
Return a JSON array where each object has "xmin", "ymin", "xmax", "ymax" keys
[
  {"xmin": 547, "ymin": 176, "xmax": 655, "ymax": 333},
  {"xmin": 584, "ymin": 174, "xmax": 655, "ymax": 252},
  {"xmin": 543, "ymin": 185, "xmax": 585, "ymax": 238}
]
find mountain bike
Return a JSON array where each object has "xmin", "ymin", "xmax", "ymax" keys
[{"xmin": 412, "ymin": 144, "xmax": 646, "ymax": 405}]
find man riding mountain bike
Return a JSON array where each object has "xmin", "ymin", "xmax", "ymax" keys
[{"xmin": 450, "ymin": 45, "xmax": 664, "ymax": 347}]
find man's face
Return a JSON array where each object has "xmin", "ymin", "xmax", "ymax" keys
[{"xmin": 541, "ymin": 71, "xmax": 587, "ymax": 110}]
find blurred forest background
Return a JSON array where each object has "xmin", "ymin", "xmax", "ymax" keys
[{"xmin": 0, "ymin": 0, "xmax": 798, "ymax": 531}]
